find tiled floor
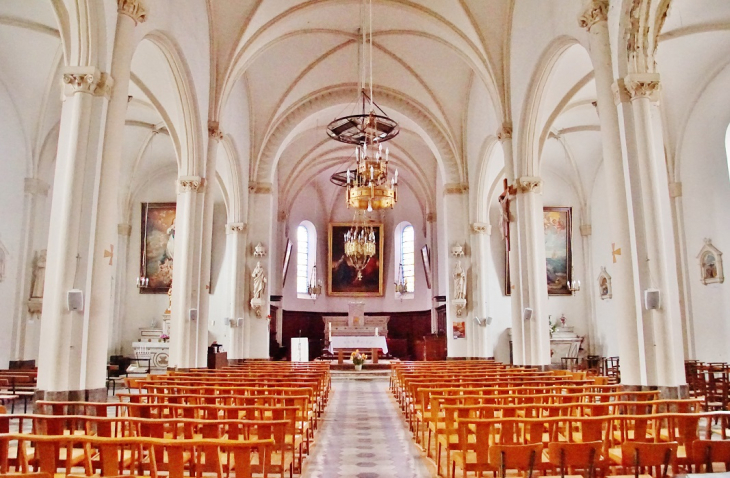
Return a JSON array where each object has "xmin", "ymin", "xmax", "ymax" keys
[{"xmin": 301, "ymin": 376, "xmax": 434, "ymax": 478}]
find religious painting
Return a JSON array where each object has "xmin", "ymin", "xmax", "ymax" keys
[
  {"xmin": 597, "ymin": 267, "xmax": 612, "ymax": 300},
  {"xmin": 452, "ymin": 321, "xmax": 466, "ymax": 340},
  {"xmin": 698, "ymin": 238, "xmax": 724, "ymax": 285},
  {"xmin": 328, "ymin": 223, "xmax": 384, "ymax": 296},
  {"xmin": 282, "ymin": 239, "xmax": 293, "ymax": 286},
  {"xmin": 544, "ymin": 207, "xmax": 572, "ymax": 295},
  {"xmin": 421, "ymin": 245, "xmax": 432, "ymax": 289},
  {"xmin": 140, "ymin": 202, "xmax": 176, "ymax": 294}
]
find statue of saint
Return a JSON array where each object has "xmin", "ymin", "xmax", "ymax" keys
[
  {"xmin": 252, "ymin": 261, "xmax": 267, "ymax": 300},
  {"xmin": 453, "ymin": 260, "xmax": 466, "ymax": 300},
  {"xmin": 30, "ymin": 249, "xmax": 47, "ymax": 299}
]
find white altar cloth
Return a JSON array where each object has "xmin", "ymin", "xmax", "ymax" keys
[{"xmin": 328, "ymin": 336, "xmax": 388, "ymax": 354}]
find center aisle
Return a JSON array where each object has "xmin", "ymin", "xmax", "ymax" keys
[{"xmin": 302, "ymin": 375, "xmax": 434, "ymax": 478}]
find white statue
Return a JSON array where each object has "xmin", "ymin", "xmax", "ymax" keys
[
  {"xmin": 252, "ymin": 261, "xmax": 267, "ymax": 300},
  {"xmin": 165, "ymin": 219, "xmax": 176, "ymax": 261},
  {"xmin": 453, "ymin": 260, "xmax": 466, "ymax": 300},
  {"xmin": 30, "ymin": 249, "xmax": 47, "ymax": 299}
]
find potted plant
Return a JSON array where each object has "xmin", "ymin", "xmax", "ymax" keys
[{"xmin": 351, "ymin": 350, "xmax": 367, "ymax": 371}]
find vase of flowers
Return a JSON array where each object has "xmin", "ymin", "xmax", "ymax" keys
[
  {"xmin": 160, "ymin": 334, "xmax": 170, "ymax": 343},
  {"xmin": 351, "ymin": 350, "xmax": 366, "ymax": 371}
]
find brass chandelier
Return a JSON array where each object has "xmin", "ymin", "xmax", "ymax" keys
[
  {"xmin": 328, "ymin": 0, "xmax": 399, "ymax": 213},
  {"xmin": 342, "ymin": 210, "xmax": 377, "ymax": 281}
]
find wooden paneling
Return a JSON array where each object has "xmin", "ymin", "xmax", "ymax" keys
[{"xmin": 282, "ymin": 310, "xmax": 432, "ymax": 360}]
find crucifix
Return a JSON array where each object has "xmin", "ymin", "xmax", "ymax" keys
[
  {"xmin": 498, "ymin": 179, "xmax": 511, "ymax": 248},
  {"xmin": 612, "ymin": 243, "xmax": 622, "ymax": 263}
]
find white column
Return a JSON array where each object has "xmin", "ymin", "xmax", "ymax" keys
[
  {"xmin": 513, "ymin": 178, "xmax": 550, "ymax": 366},
  {"xmin": 193, "ymin": 123, "xmax": 222, "ymax": 366},
  {"xmin": 168, "ymin": 177, "xmax": 203, "ymax": 369},
  {"xmin": 442, "ymin": 185, "xmax": 470, "ymax": 358},
  {"xmin": 426, "ymin": 213, "xmax": 438, "ymax": 333},
  {"xmin": 36, "ymin": 67, "xmax": 111, "ymax": 400},
  {"xmin": 10, "ymin": 178, "xmax": 50, "ymax": 365},
  {"xmin": 245, "ymin": 183, "xmax": 273, "ymax": 359},
  {"xmin": 109, "ymin": 223, "xmax": 131, "ymax": 356},
  {"xmin": 226, "ymin": 222, "xmax": 246, "ymax": 360},
  {"xmin": 471, "ymin": 222, "xmax": 491, "ymax": 358},
  {"xmin": 85, "ymin": 0, "xmax": 145, "ymax": 379},
  {"xmin": 618, "ymin": 74, "xmax": 686, "ymax": 390},
  {"xmin": 579, "ymin": 0, "xmax": 646, "ymax": 386},
  {"xmin": 579, "ymin": 224, "xmax": 598, "ymax": 354}
]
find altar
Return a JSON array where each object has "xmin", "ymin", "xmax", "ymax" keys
[
  {"xmin": 131, "ymin": 316, "xmax": 171, "ymax": 371},
  {"xmin": 323, "ymin": 302, "xmax": 390, "ymax": 364}
]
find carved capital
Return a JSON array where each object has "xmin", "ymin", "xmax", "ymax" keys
[
  {"xmin": 496, "ymin": 124, "xmax": 513, "ymax": 142},
  {"xmin": 117, "ymin": 0, "xmax": 147, "ymax": 24},
  {"xmin": 24, "ymin": 177, "xmax": 49, "ymax": 196},
  {"xmin": 578, "ymin": 0, "xmax": 608, "ymax": 31},
  {"xmin": 426, "ymin": 212, "xmax": 436, "ymax": 223},
  {"xmin": 580, "ymin": 224, "xmax": 593, "ymax": 237},
  {"xmin": 177, "ymin": 176, "xmax": 203, "ymax": 193},
  {"xmin": 117, "ymin": 223, "xmax": 132, "ymax": 236},
  {"xmin": 624, "ymin": 73, "xmax": 661, "ymax": 101},
  {"xmin": 277, "ymin": 210, "xmax": 287, "ymax": 222},
  {"xmin": 208, "ymin": 121, "xmax": 223, "ymax": 141},
  {"xmin": 249, "ymin": 182, "xmax": 273, "ymax": 194},
  {"xmin": 226, "ymin": 222, "xmax": 247, "ymax": 234},
  {"xmin": 612, "ymin": 79, "xmax": 630, "ymax": 105},
  {"xmin": 443, "ymin": 183, "xmax": 469, "ymax": 195},
  {"xmin": 62, "ymin": 67, "xmax": 113, "ymax": 98},
  {"xmin": 515, "ymin": 176, "xmax": 542, "ymax": 193},
  {"xmin": 471, "ymin": 222, "xmax": 491, "ymax": 235}
]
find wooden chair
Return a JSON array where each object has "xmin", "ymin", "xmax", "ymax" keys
[
  {"xmin": 620, "ymin": 441, "xmax": 677, "ymax": 478},
  {"xmin": 548, "ymin": 441, "xmax": 604, "ymax": 478},
  {"xmin": 488, "ymin": 443, "xmax": 543, "ymax": 478},
  {"xmin": 691, "ymin": 439, "xmax": 730, "ymax": 473}
]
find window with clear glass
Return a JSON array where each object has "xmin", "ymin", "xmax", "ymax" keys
[
  {"xmin": 297, "ymin": 225, "xmax": 309, "ymax": 294},
  {"xmin": 401, "ymin": 224, "xmax": 415, "ymax": 293}
]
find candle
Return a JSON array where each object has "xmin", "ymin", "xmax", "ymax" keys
[
  {"xmin": 370, "ymin": 166, "xmax": 374, "ymax": 180},
  {"xmin": 346, "ymin": 169, "xmax": 350, "ymax": 184},
  {"xmin": 375, "ymin": 327, "xmax": 378, "ymax": 336}
]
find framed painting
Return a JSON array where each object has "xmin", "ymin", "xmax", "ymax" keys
[
  {"xmin": 421, "ymin": 245, "xmax": 432, "ymax": 289},
  {"xmin": 140, "ymin": 202, "xmax": 176, "ymax": 294},
  {"xmin": 698, "ymin": 238, "xmax": 724, "ymax": 285},
  {"xmin": 282, "ymin": 239, "xmax": 293, "ymax": 286},
  {"xmin": 544, "ymin": 207, "xmax": 572, "ymax": 295},
  {"xmin": 328, "ymin": 223, "xmax": 384, "ymax": 296}
]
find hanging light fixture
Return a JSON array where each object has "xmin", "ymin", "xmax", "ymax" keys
[
  {"xmin": 328, "ymin": 0, "xmax": 399, "ymax": 211},
  {"xmin": 394, "ymin": 262, "xmax": 407, "ymax": 294},
  {"xmin": 568, "ymin": 265, "xmax": 581, "ymax": 294},
  {"xmin": 307, "ymin": 263, "xmax": 323, "ymax": 299},
  {"xmin": 343, "ymin": 210, "xmax": 377, "ymax": 281}
]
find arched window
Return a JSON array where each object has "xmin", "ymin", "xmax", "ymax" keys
[
  {"xmin": 296, "ymin": 221, "xmax": 317, "ymax": 297},
  {"xmin": 401, "ymin": 224, "xmax": 415, "ymax": 293},
  {"xmin": 394, "ymin": 222, "xmax": 415, "ymax": 296}
]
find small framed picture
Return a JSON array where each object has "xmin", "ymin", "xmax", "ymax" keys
[{"xmin": 698, "ymin": 239, "xmax": 724, "ymax": 285}]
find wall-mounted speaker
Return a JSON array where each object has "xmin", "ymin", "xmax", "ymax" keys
[
  {"xmin": 486, "ymin": 316, "xmax": 493, "ymax": 326},
  {"xmin": 523, "ymin": 308, "xmax": 533, "ymax": 321},
  {"xmin": 644, "ymin": 289, "xmax": 661, "ymax": 310},
  {"xmin": 67, "ymin": 289, "xmax": 84, "ymax": 312}
]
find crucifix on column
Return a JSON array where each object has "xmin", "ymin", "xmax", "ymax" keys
[{"xmin": 499, "ymin": 179, "xmax": 515, "ymax": 294}]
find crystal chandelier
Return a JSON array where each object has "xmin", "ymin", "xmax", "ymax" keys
[
  {"xmin": 343, "ymin": 211, "xmax": 377, "ymax": 281},
  {"xmin": 328, "ymin": 0, "xmax": 399, "ymax": 211},
  {"xmin": 307, "ymin": 263, "xmax": 322, "ymax": 299}
]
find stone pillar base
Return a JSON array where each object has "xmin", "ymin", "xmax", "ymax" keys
[
  {"xmin": 33, "ymin": 388, "xmax": 107, "ymax": 412},
  {"xmin": 9, "ymin": 360, "xmax": 36, "ymax": 369},
  {"xmin": 621, "ymin": 384, "xmax": 689, "ymax": 399}
]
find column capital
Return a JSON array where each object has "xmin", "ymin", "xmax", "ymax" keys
[
  {"xmin": 496, "ymin": 123, "xmax": 513, "ymax": 142},
  {"xmin": 249, "ymin": 182, "xmax": 273, "ymax": 194},
  {"xmin": 226, "ymin": 222, "xmax": 247, "ymax": 234},
  {"xmin": 580, "ymin": 224, "xmax": 593, "ymax": 236},
  {"xmin": 24, "ymin": 177, "xmax": 50, "ymax": 196},
  {"xmin": 515, "ymin": 176, "xmax": 542, "ymax": 193},
  {"xmin": 177, "ymin": 175, "xmax": 203, "ymax": 193},
  {"xmin": 117, "ymin": 223, "xmax": 132, "ymax": 236},
  {"xmin": 208, "ymin": 121, "xmax": 224, "ymax": 141},
  {"xmin": 443, "ymin": 183, "xmax": 469, "ymax": 195},
  {"xmin": 62, "ymin": 67, "xmax": 113, "ymax": 98},
  {"xmin": 578, "ymin": 0, "xmax": 608, "ymax": 31},
  {"xmin": 471, "ymin": 222, "xmax": 491, "ymax": 235},
  {"xmin": 426, "ymin": 212, "xmax": 437, "ymax": 223},
  {"xmin": 624, "ymin": 73, "xmax": 661, "ymax": 101},
  {"xmin": 117, "ymin": 0, "xmax": 147, "ymax": 24}
]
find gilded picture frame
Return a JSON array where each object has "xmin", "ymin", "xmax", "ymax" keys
[
  {"xmin": 544, "ymin": 206, "xmax": 573, "ymax": 295},
  {"xmin": 328, "ymin": 222, "xmax": 384, "ymax": 296}
]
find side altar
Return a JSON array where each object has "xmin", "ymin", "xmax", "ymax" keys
[{"xmin": 132, "ymin": 314, "xmax": 171, "ymax": 370}]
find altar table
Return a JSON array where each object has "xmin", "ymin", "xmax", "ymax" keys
[{"xmin": 328, "ymin": 335, "xmax": 388, "ymax": 364}]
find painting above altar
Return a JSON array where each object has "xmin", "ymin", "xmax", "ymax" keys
[
  {"xmin": 328, "ymin": 223, "xmax": 384, "ymax": 296},
  {"xmin": 140, "ymin": 202, "xmax": 176, "ymax": 294}
]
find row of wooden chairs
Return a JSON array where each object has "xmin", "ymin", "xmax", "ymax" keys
[{"xmin": 686, "ymin": 360, "xmax": 730, "ymax": 411}]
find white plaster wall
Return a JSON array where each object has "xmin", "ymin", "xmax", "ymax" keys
[
  {"xmin": 121, "ymin": 172, "xmax": 177, "ymax": 356},
  {"xmin": 206, "ymin": 200, "xmax": 231, "ymax": 350},
  {"xmin": 280, "ymin": 180, "xmax": 432, "ymax": 314},
  {"xmin": 488, "ymin": 201, "xmax": 513, "ymax": 363}
]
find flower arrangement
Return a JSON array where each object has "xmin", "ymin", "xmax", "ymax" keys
[
  {"xmin": 160, "ymin": 334, "xmax": 170, "ymax": 342},
  {"xmin": 351, "ymin": 350, "xmax": 367, "ymax": 366},
  {"xmin": 548, "ymin": 316, "xmax": 557, "ymax": 337}
]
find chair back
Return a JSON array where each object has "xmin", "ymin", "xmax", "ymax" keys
[
  {"xmin": 548, "ymin": 440, "xmax": 602, "ymax": 478},
  {"xmin": 488, "ymin": 443, "xmax": 543, "ymax": 478},
  {"xmin": 621, "ymin": 441, "xmax": 678, "ymax": 478}
]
